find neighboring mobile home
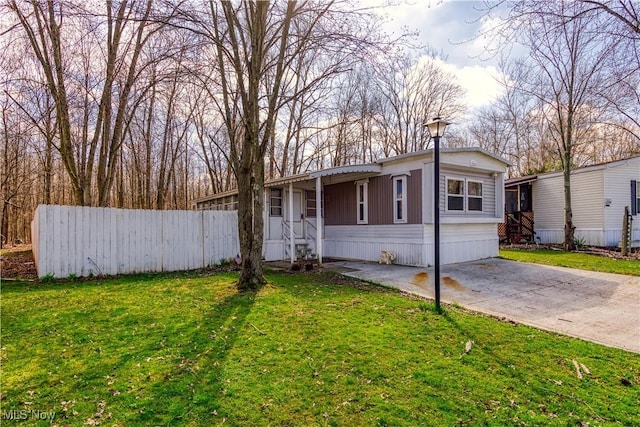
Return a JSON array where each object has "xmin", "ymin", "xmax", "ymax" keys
[
  {"xmin": 501, "ymin": 156, "xmax": 640, "ymax": 247},
  {"xmin": 193, "ymin": 148, "xmax": 510, "ymax": 266}
]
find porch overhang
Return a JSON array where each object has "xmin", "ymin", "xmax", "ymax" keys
[
  {"xmin": 264, "ymin": 173, "xmax": 311, "ymax": 188},
  {"xmin": 505, "ymin": 175, "xmax": 537, "ymax": 189},
  {"xmin": 309, "ymin": 164, "xmax": 382, "ymax": 184}
]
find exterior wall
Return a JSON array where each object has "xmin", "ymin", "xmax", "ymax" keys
[
  {"xmin": 532, "ymin": 175, "xmax": 564, "ymax": 238},
  {"xmin": 324, "ymin": 169, "xmax": 422, "ymax": 225},
  {"xmin": 324, "ymin": 181, "xmax": 356, "ymax": 225},
  {"xmin": 263, "ymin": 240, "xmax": 285, "ymax": 261},
  {"xmin": 603, "ymin": 159, "xmax": 640, "ymax": 246},
  {"xmin": 263, "ymin": 188, "xmax": 320, "ymax": 260},
  {"xmin": 323, "ymin": 222, "xmax": 498, "ymax": 266},
  {"xmin": 572, "ymin": 170, "xmax": 605, "ymax": 245},
  {"xmin": 429, "ymin": 223, "xmax": 499, "ymax": 265},
  {"xmin": 439, "ymin": 167, "xmax": 498, "ymax": 220},
  {"xmin": 324, "ymin": 224, "xmax": 425, "ymax": 265},
  {"xmin": 533, "ymin": 161, "xmax": 640, "ymax": 246},
  {"xmin": 31, "ymin": 205, "xmax": 239, "ymax": 278}
]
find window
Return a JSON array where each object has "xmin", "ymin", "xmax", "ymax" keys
[
  {"xmin": 393, "ymin": 176, "xmax": 407, "ymax": 223},
  {"xmin": 446, "ymin": 178, "xmax": 484, "ymax": 212},
  {"xmin": 270, "ymin": 188, "xmax": 282, "ymax": 216},
  {"xmin": 305, "ymin": 190, "xmax": 324, "ymax": 218},
  {"xmin": 356, "ymin": 181, "xmax": 368, "ymax": 224},
  {"xmin": 467, "ymin": 180, "xmax": 483, "ymax": 211},
  {"xmin": 446, "ymin": 178, "xmax": 464, "ymax": 211}
]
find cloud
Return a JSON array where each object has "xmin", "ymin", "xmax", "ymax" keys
[
  {"xmin": 454, "ymin": 64, "xmax": 503, "ymax": 109},
  {"xmin": 426, "ymin": 56, "xmax": 503, "ymax": 110},
  {"xmin": 362, "ymin": 0, "xmax": 507, "ymax": 110}
]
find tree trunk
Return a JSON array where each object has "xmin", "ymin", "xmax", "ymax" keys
[{"xmin": 563, "ymin": 158, "xmax": 575, "ymax": 250}]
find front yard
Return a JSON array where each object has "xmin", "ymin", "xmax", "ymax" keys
[
  {"xmin": 2, "ymin": 270, "xmax": 639, "ymax": 426},
  {"xmin": 500, "ymin": 247, "xmax": 640, "ymax": 276}
]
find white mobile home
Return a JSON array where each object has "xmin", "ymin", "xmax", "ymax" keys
[
  {"xmin": 502, "ymin": 156, "xmax": 640, "ymax": 247},
  {"xmin": 194, "ymin": 148, "xmax": 510, "ymax": 266}
]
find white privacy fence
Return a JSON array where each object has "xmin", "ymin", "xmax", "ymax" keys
[{"xmin": 31, "ymin": 205, "xmax": 239, "ymax": 278}]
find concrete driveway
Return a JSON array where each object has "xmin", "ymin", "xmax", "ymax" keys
[{"xmin": 326, "ymin": 258, "xmax": 640, "ymax": 353}]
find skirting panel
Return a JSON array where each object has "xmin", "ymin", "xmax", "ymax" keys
[
  {"xmin": 263, "ymin": 240, "xmax": 285, "ymax": 261},
  {"xmin": 324, "ymin": 240, "xmax": 425, "ymax": 266}
]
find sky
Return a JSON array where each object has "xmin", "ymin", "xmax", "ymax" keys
[{"xmin": 366, "ymin": 0, "xmax": 508, "ymax": 111}]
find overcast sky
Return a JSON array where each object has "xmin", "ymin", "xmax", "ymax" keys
[{"xmin": 367, "ymin": 0, "xmax": 510, "ymax": 111}]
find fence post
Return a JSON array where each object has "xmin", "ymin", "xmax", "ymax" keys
[{"xmin": 621, "ymin": 206, "xmax": 630, "ymax": 256}]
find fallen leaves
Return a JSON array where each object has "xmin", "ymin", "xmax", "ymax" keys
[
  {"xmin": 84, "ymin": 400, "xmax": 111, "ymax": 425},
  {"xmin": 465, "ymin": 340, "xmax": 473, "ymax": 354},
  {"xmin": 571, "ymin": 359, "xmax": 591, "ymax": 380}
]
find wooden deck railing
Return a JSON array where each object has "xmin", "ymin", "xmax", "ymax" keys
[{"xmin": 499, "ymin": 211, "xmax": 535, "ymax": 244}]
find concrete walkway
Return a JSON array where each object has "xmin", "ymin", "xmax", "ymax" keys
[{"xmin": 326, "ymin": 258, "xmax": 640, "ymax": 353}]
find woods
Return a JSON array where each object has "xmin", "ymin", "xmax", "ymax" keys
[{"xmin": 1, "ymin": 0, "xmax": 638, "ymax": 273}]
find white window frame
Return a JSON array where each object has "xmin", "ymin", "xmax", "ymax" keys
[
  {"xmin": 356, "ymin": 180, "xmax": 368, "ymax": 224},
  {"xmin": 269, "ymin": 188, "xmax": 283, "ymax": 216},
  {"xmin": 393, "ymin": 176, "xmax": 408, "ymax": 223},
  {"xmin": 467, "ymin": 179, "xmax": 484, "ymax": 212},
  {"xmin": 445, "ymin": 177, "xmax": 465, "ymax": 212},
  {"xmin": 446, "ymin": 177, "xmax": 485, "ymax": 212},
  {"xmin": 305, "ymin": 190, "xmax": 324, "ymax": 218},
  {"xmin": 636, "ymin": 181, "xmax": 640, "ymax": 214}
]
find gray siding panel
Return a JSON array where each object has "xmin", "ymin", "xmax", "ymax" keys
[
  {"xmin": 326, "ymin": 169, "xmax": 422, "ymax": 226},
  {"xmin": 325, "ymin": 181, "xmax": 356, "ymax": 225},
  {"xmin": 368, "ymin": 174, "xmax": 392, "ymax": 225},
  {"xmin": 408, "ymin": 169, "xmax": 422, "ymax": 223}
]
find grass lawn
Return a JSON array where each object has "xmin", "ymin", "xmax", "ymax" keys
[
  {"xmin": 499, "ymin": 249, "xmax": 640, "ymax": 276},
  {"xmin": 2, "ymin": 270, "xmax": 639, "ymax": 426}
]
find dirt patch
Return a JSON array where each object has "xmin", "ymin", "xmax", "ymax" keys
[
  {"xmin": 442, "ymin": 276, "xmax": 466, "ymax": 292},
  {"xmin": 1, "ymin": 245, "xmax": 38, "ymax": 280}
]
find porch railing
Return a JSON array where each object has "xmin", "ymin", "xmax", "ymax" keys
[
  {"xmin": 282, "ymin": 218, "xmax": 317, "ymax": 259},
  {"xmin": 500, "ymin": 211, "xmax": 535, "ymax": 244}
]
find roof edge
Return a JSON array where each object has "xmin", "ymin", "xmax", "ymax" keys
[{"xmin": 377, "ymin": 147, "xmax": 512, "ymax": 166}]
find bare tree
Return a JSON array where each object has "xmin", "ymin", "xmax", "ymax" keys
[
  {"xmin": 179, "ymin": 0, "xmax": 382, "ymax": 290},
  {"xmin": 7, "ymin": 0, "xmax": 176, "ymax": 206},
  {"xmin": 374, "ymin": 52, "xmax": 466, "ymax": 155},
  {"xmin": 500, "ymin": 1, "xmax": 617, "ymax": 249}
]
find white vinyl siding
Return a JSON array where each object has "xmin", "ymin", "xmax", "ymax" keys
[
  {"xmin": 534, "ymin": 170, "xmax": 603, "ymax": 229},
  {"xmin": 532, "ymin": 176, "xmax": 564, "ymax": 229},
  {"xmin": 323, "ymin": 222, "xmax": 500, "ymax": 266},
  {"xmin": 603, "ymin": 160, "xmax": 640, "ymax": 246},
  {"xmin": 570, "ymin": 171, "xmax": 604, "ymax": 229},
  {"xmin": 534, "ymin": 159, "xmax": 640, "ymax": 246}
]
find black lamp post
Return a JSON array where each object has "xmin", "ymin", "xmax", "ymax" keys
[{"xmin": 426, "ymin": 117, "xmax": 449, "ymax": 312}]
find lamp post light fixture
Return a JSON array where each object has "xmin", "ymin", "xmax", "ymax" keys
[{"xmin": 425, "ymin": 117, "xmax": 449, "ymax": 312}]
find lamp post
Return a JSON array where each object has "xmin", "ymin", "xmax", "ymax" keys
[{"xmin": 426, "ymin": 117, "xmax": 449, "ymax": 312}]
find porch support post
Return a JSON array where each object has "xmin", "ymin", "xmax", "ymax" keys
[
  {"xmin": 289, "ymin": 182, "xmax": 295, "ymax": 263},
  {"xmin": 264, "ymin": 188, "xmax": 269, "ymax": 241},
  {"xmin": 316, "ymin": 176, "xmax": 323, "ymax": 265}
]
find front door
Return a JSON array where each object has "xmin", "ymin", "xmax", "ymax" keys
[{"xmin": 285, "ymin": 189, "xmax": 304, "ymax": 239}]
